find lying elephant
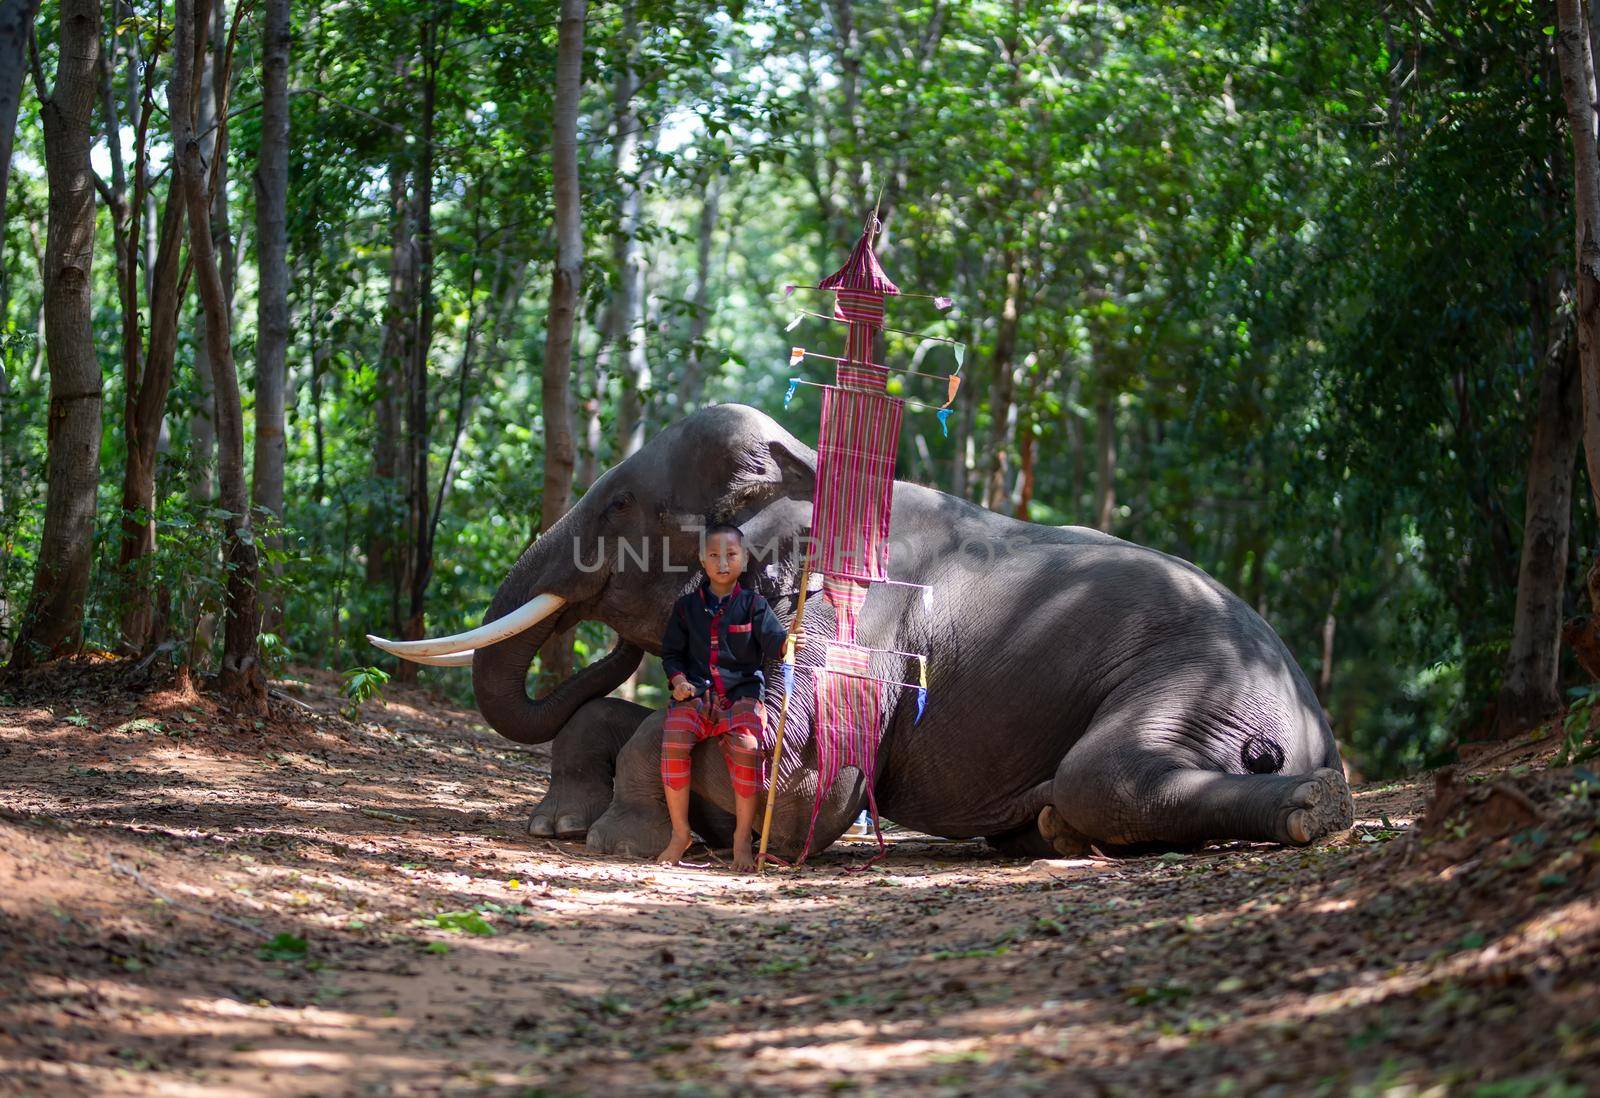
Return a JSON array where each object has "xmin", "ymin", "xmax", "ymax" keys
[{"xmin": 371, "ymin": 403, "xmax": 1353, "ymax": 859}]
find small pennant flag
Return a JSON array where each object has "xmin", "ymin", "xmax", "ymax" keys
[
  {"xmin": 941, "ymin": 374, "xmax": 961, "ymax": 408},
  {"xmin": 915, "ymin": 655, "xmax": 928, "ymax": 723},
  {"xmin": 936, "ymin": 407, "xmax": 953, "ymax": 437},
  {"xmin": 785, "ymin": 313, "xmax": 804, "ymax": 332},
  {"xmin": 783, "ymin": 283, "xmax": 797, "ymax": 297},
  {"xmin": 790, "ymin": 347, "xmax": 805, "ymax": 366},
  {"xmin": 934, "ymin": 295, "xmax": 953, "ymax": 310},
  {"xmin": 782, "ymin": 659, "xmax": 794, "ymax": 698},
  {"xmin": 921, "ymin": 585, "xmax": 933, "ymax": 612},
  {"xmin": 953, "ymin": 343, "xmax": 965, "ymax": 370},
  {"xmin": 784, "ymin": 379, "xmax": 799, "ymax": 407}
]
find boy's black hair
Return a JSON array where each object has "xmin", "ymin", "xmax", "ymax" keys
[{"xmin": 704, "ymin": 522, "xmax": 745, "ymax": 544}]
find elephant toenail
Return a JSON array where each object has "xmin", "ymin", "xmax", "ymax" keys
[
  {"xmin": 528, "ymin": 815, "xmax": 555, "ymax": 837},
  {"xmin": 1286, "ymin": 809, "xmax": 1312, "ymax": 844}
]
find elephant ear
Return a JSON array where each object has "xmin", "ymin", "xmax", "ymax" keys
[{"xmin": 717, "ymin": 437, "xmax": 818, "ymax": 600}]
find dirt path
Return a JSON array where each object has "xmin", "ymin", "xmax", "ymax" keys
[{"xmin": 0, "ymin": 665, "xmax": 1596, "ymax": 1096}]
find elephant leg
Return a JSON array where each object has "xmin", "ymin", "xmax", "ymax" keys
[
  {"xmin": 587, "ymin": 712, "xmax": 675, "ymax": 859},
  {"xmin": 1050, "ymin": 716, "xmax": 1353, "ymax": 849},
  {"xmin": 528, "ymin": 698, "xmax": 649, "ymax": 838},
  {"xmin": 983, "ymin": 780, "xmax": 1086, "ymax": 859}
]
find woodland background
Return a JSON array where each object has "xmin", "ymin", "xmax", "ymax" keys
[{"xmin": 1, "ymin": 0, "xmax": 1594, "ymax": 778}]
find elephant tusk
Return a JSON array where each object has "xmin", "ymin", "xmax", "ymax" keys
[
  {"xmin": 366, "ymin": 592, "xmax": 568, "ymax": 659},
  {"xmin": 395, "ymin": 650, "xmax": 475, "ymax": 667}
]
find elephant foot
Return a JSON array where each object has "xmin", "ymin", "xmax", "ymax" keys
[
  {"xmin": 587, "ymin": 800, "xmax": 674, "ymax": 860},
  {"xmin": 1274, "ymin": 768, "xmax": 1354, "ymax": 845},
  {"xmin": 1038, "ymin": 804, "xmax": 1094, "ymax": 858},
  {"xmin": 528, "ymin": 697, "xmax": 650, "ymax": 839},
  {"xmin": 527, "ymin": 798, "xmax": 606, "ymax": 839}
]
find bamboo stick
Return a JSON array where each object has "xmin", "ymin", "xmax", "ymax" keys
[{"xmin": 757, "ymin": 560, "xmax": 812, "ymax": 872}]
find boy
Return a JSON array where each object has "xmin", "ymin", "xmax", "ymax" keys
[{"xmin": 657, "ymin": 523, "xmax": 791, "ymax": 870}]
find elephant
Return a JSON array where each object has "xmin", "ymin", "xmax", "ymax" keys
[{"xmin": 369, "ymin": 402, "xmax": 1353, "ymax": 861}]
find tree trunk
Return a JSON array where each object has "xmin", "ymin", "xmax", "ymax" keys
[
  {"xmin": 1496, "ymin": 337, "xmax": 1582, "ymax": 736},
  {"xmin": 575, "ymin": 321, "xmax": 605, "ymax": 492},
  {"xmin": 610, "ymin": 0, "xmax": 648, "ymax": 461},
  {"xmin": 184, "ymin": 5, "xmax": 223, "ymax": 667},
  {"xmin": 1555, "ymin": 0, "xmax": 1600, "ymax": 582},
  {"xmin": 1014, "ymin": 418, "xmax": 1035, "ymax": 520},
  {"xmin": 0, "ymin": 0, "xmax": 41, "ymax": 270},
  {"xmin": 114, "ymin": 187, "xmax": 186, "ymax": 651},
  {"xmin": 983, "ymin": 258, "xmax": 1023, "ymax": 510},
  {"xmin": 12, "ymin": 0, "xmax": 101, "ymax": 666},
  {"xmin": 1318, "ymin": 586, "xmax": 1338, "ymax": 706},
  {"xmin": 172, "ymin": 0, "xmax": 264, "ymax": 711},
  {"xmin": 368, "ymin": 156, "xmax": 413, "ymax": 608},
  {"xmin": 251, "ymin": 0, "xmax": 290, "ymax": 633},
  {"xmin": 1093, "ymin": 389, "xmax": 1117, "ymax": 532},
  {"xmin": 395, "ymin": 18, "xmax": 438, "ymax": 684},
  {"xmin": 681, "ymin": 171, "xmax": 722, "ymax": 412},
  {"xmin": 537, "ymin": 0, "xmax": 586, "ymax": 686}
]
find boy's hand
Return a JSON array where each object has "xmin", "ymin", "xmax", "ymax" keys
[{"xmin": 671, "ymin": 676, "xmax": 696, "ymax": 701}]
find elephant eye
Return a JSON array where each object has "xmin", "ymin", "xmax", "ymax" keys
[{"xmin": 607, "ymin": 493, "xmax": 633, "ymax": 514}]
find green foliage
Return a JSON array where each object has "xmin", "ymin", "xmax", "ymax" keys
[
  {"xmin": 342, "ymin": 666, "xmax": 391, "ymax": 719},
  {"xmin": 420, "ymin": 910, "xmax": 495, "ymax": 936},
  {"xmin": 258, "ymin": 933, "xmax": 309, "ymax": 961},
  {"xmin": 1, "ymin": 0, "xmax": 1591, "ymax": 777},
  {"xmin": 1556, "ymin": 688, "xmax": 1600, "ymax": 767}
]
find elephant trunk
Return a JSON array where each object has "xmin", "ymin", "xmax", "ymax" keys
[
  {"xmin": 470, "ymin": 508, "xmax": 643, "ymax": 745},
  {"xmin": 471, "ymin": 617, "xmax": 642, "ymax": 745}
]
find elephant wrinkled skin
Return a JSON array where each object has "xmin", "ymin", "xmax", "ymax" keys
[{"xmin": 452, "ymin": 403, "xmax": 1351, "ymax": 860}]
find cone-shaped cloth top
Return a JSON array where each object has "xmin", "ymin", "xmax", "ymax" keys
[{"xmin": 818, "ymin": 220, "xmax": 900, "ymax": 296}]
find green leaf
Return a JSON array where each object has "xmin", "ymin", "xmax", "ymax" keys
[
  {"xmin": 424, "ymin": 910, "xmax": 495, "ymax": 936},
  {"xmin": 259, "ymin": 933, "xmax": 308, "ymax": 961}
]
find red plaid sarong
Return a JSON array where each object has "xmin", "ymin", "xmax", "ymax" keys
[{"xmin": 661, "ymin": 694, "xmax": 769, "ymax": 799}]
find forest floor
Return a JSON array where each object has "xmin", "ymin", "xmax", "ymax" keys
[{"xmin": 0, "ymin": 664, "xmax": 1596, "ymax": 1097}]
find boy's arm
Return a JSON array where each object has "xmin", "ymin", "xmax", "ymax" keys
[
  {"xmin": 660, "ymin": 602, "xmax": 690, "ymax": 685},
  {"xmin": 754, "ymin": 598, "xmax": 792, "ymax": 661}
]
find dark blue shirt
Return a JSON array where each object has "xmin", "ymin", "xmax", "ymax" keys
[{"xmin": 660, "ymin": 580, "xmax": 791, "ymax": 701}]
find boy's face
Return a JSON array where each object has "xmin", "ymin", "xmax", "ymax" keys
[{"xmin": 701, "ymin": 531, "xmax": 746, "ymax": 586}]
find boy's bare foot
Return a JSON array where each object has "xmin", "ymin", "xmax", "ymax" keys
[
  {"xmin": 656, "ymin": 831, "xmax": 693, "ymax": 864},
  {"xmin": 731, "ymin": 837, "xmax": 756, "ymax": 872}
]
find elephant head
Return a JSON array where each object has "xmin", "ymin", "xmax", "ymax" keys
[{"xmin": 368, "ymin": 404, "xmax": 817, "ymax": 745}]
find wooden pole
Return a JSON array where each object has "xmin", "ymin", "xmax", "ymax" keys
[{"xmin": 757, "ymin": 560, "xmax": 812, "ymax": 872}]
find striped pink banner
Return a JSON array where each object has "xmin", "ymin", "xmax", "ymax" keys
[
  {"xmin": 811, "ymin": 386, "xmax": 903, "ymax": 582},
  {"xmin": 802, "ymin": 645, "xmax": 883, "ymax": 856},
  {"xmin": 822, "ymin": 575, "xmax": 869, "ymax": 644}
]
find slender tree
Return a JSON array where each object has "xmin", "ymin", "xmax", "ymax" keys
[
  {"xmin": 12, "ymin": 0, "xmax": 102, "ymax": 665},
  {"xmin": 100, "ymin": 8, "xmax": 195, "ymax": 652},
  {"xmin": 1555, "ymin": 0, "xmax": 1600, "ymax": 555},
  {"xmin": 610, "ymin": 0, "xmax": 650, "ymax": 460},
  {"xmin": 680, "ymin": 171, "xmax": 721, "ymax": 411},
  {"xmin": 252, "ymin": 0, "xmax": 290, "ymax": 630},
  {"xmin": 537, "ymin": 0, "xmax": 587, "ymax": 685},
  {"xmin": 395, "ymin": 15, "xmax": 439, "ymax": 683},
  {"xmin": 1496, "ymin": 336, "xmax": 1582, "ymax": 735},
  {"xmin": 172, "ymin": 0, "xmax": 264, "ymax": 710},
  {"xmin": 0, "ymin": 0, "xmax": 42, "ymax": 264},
  {"xmin": 369, "ymin": 155, "xmax": 414, "ymax": 617}
]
